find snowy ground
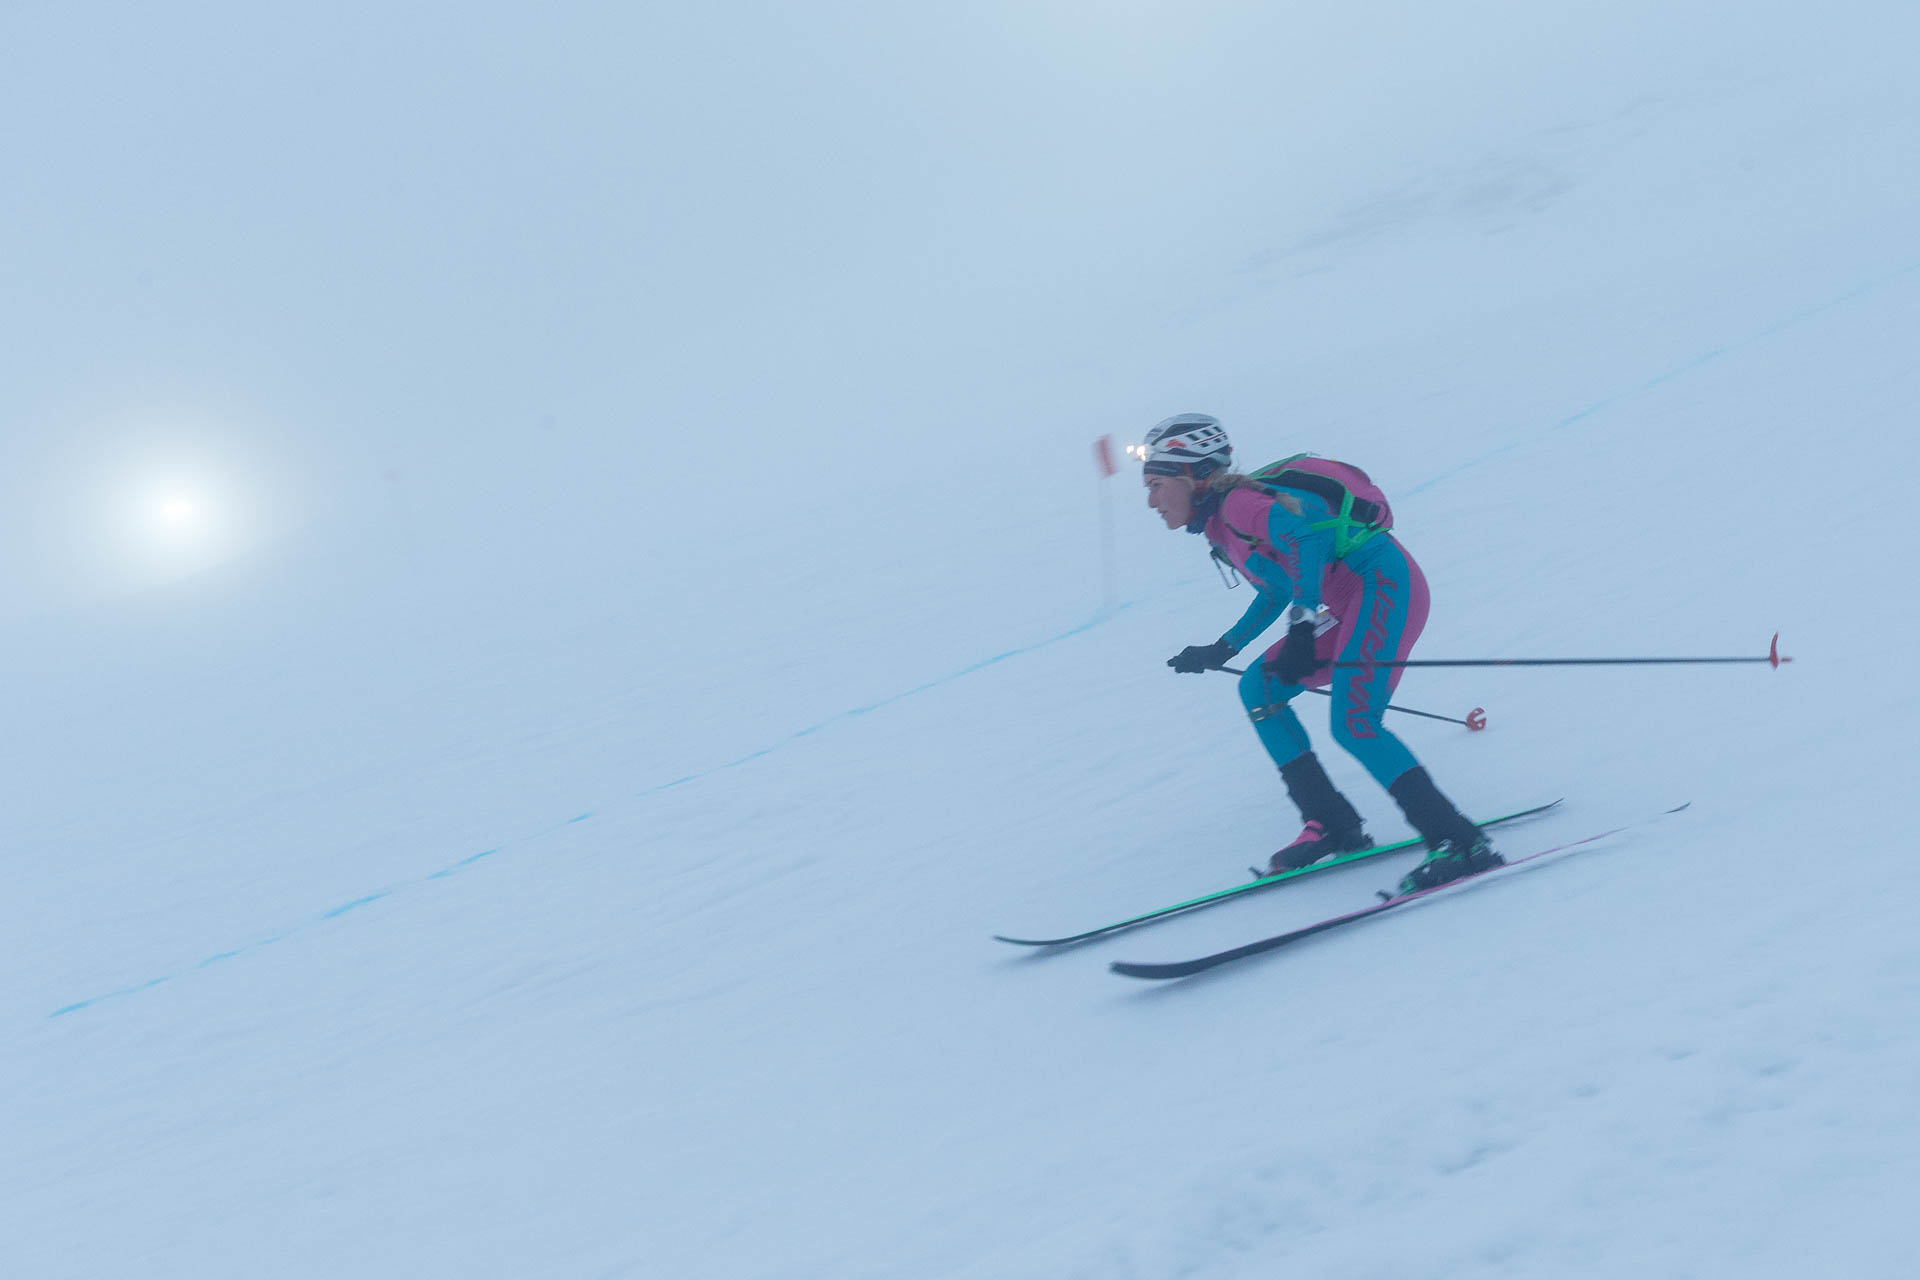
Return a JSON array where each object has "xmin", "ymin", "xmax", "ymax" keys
[{"xmin": 6, "ymin": 4, "xmax": 1920, "ymax": 1278}]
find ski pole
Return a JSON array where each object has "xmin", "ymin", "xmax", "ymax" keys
[
  {"xmin": 1218, "ymin": 667, "xmax": 1487, "ymax": 731},
  {"xmin": 1324, "ymin": 631, "xmax": 1793, "ymax": 671}
]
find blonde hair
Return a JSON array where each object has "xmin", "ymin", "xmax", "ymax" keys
[{"xmin": 1204, "ymin": 470, "xmax": 1302, "ymax": 516}]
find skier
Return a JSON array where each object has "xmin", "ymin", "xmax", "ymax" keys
[{"xmin": 1142, "ymin": 412, "xmax": 1500, "ymax": 894}]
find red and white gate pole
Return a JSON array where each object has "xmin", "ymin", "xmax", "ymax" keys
[{"xmin": 1093, "ymin": 435, "xmax": 1119, "ymax": 611}]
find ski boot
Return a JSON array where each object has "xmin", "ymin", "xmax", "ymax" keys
[
  {"xmin": 1396, "ymin": 831, "xmax": 1504, "ymax": 894},
  {"xmin": 1387, "ymin": 765, "xmax": 1501, "ymax": 894},
  {"xmin": 1265, "ymin": 753, "xmax": 1370, "ymax": 874},
  {"xmin": 1268, "ymin": 819, "xmax": 1371, "ymax": 874}
]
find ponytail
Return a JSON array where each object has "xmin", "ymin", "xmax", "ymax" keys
[{"xmin": 1205, "ymin": 471, "xmax": 1303, "ymax": 516}]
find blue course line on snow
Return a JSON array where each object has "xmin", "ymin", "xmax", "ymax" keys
[
  {"xmin": 321, "ymin": 893, "xmax": 392, "ymax": 919},
  {"xmin": 426, "ymin": 848, "xmax": 501, "ymax": 879},
  {"xmin": 1401, "ymin": 258, "xmax": 1920, "ymax": 499},
  {"xmin": 50, "ymin": 258, "xmax": 1920, "ymax": 1021},
  {"xmin": 618, "ymin": 608, "xmax": 1125, "ymax": 801},
  {"xmin": 47, "ymin": 607, "xmax": 1128, "ymax": 1019}
]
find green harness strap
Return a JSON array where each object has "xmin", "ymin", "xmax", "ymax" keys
[
  {"xmin": 1308, "ymin": 487, "xmax": 1387, "ymax": 561},
  {"xmin": 1247, "ymin": 456, "xmax": 1390, "ymax": 561}
]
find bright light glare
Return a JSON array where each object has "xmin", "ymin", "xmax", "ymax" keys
[
  {"xmin": 141, "ymin": 489, "xmax": 219, "ymax": 548},
  {"xmin": 39, "ymin": 404, "xmax": 298, "ymax": 607},
  {"xmin": 107, "ymin": 466, "xmax": 248, "ymax": 585},
  {"xmin": 155, "ymin": 495, "xmax": 201, "ymax": 528}
]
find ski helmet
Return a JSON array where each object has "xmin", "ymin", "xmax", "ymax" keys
[{"xmin": 1138, "ymin": 413, "xmax": 1232, "ymax": 481}]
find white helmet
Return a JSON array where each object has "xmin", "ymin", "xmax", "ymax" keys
[{"xmin": 1138, "ymin": 413, "xmax": 1233, "ymax": 480}]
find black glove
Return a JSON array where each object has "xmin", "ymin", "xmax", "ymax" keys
[
  {"xmin": 1263, "ymin": 620, "xmax": 1329, "ymax": 684},
  {"xmin": 1168, "ymin": 640, "xmax": 1237, "ymax": 674}
]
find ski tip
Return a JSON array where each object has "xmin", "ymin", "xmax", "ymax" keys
[
  {"xmin": 992, "ymin": 934, "xmax": 1053, "ymax": 947},
  {"xmin": 1465, "ymin": 707, "xmax": 1488, "ymax": 732},
  {"xmin": 1769, "ymin": 632, "xmax": 1791, "ymax": 668}
]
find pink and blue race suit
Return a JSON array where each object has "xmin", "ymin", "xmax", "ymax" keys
[{"xmin": 1205, "ymin": 483, "xmax": 1432, "ymax": 789}]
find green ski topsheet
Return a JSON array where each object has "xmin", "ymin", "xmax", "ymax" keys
[{"xmin": 992, "ymin": 800, "xmax": 1561, "ymax": 948}]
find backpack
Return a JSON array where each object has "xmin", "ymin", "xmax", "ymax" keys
[{"xmin": 1246, "ymin": 454, "xmax": 1394, "ymax": 559}]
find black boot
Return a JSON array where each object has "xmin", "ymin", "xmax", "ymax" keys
[
  {"xmin": 1269, "ymin": 754, "xmax": 1370, "ymax": 872},
  {"xmin": 1387, "ymin": 766, "xmax": 1501, "ymax": 892}
]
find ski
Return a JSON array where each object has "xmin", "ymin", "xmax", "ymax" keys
[
  {"xmin": 1109, "ymin": 803, "xmax": 1689, "ymax": 980},
  {"xmin": 992, "ymin": 800, "xmax": 1561, "ymax": 948}
]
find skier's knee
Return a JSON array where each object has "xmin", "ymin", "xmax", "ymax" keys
[
  {"xmin": 1241, "ymin": 668, "xmax": 1307, "ymax": 725},
  {"xmin": 1236, "ymin": 663, "xmax": 1269, "ymax": 710},
  {"xmin": 1330, "ymin": 708, "xmax": 1386, "ymax": 753}
]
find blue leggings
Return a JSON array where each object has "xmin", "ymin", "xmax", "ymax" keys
[{"xmin": 1235, "ymin": 540, "xmax": 1430, "ymax": 789}]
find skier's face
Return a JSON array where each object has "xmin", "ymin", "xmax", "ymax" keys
[{"xmin": 1145, "ymin": 474, "xmax": 1194, "ymax": 529}]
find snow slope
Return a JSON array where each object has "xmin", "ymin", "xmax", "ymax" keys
[{"xmin": 6, "ymin": 4, "xmax": 1920, "ymax": 1278}]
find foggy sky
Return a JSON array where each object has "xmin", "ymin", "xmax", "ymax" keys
[{"xmin": 1, "ymin": 0, "xmax": 1899, "ymax": 623}]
